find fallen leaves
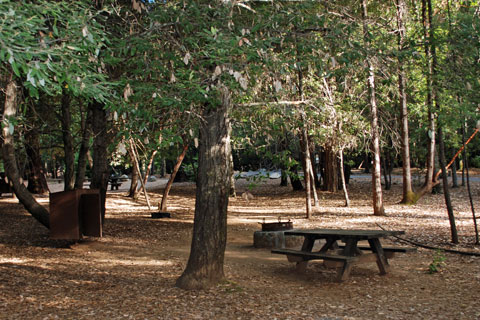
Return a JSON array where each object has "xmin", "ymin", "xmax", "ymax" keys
[{"xmin": 0, "ymin": 174, "xmax": 480, "ymax": 319}]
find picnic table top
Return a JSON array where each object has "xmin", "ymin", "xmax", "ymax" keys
[{"xmin": 284, "ymin": 228, "xmax": 404, "ymax": 239}]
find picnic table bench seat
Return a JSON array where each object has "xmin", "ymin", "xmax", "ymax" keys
[
  {"xmin": 272, "ymin": 248, "xmax": 358, "ymax": 263},
  {"xmin": 336, "ymin": 244, "xmax": 416, "ymax": 258}
]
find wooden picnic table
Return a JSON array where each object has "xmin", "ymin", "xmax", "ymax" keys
[{"xmin": 272, "ymin": 228, "xmax": 411, "ymax": 282}]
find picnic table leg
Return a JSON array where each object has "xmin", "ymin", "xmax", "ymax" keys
[
  {"xmin": 335, "ymin": 238, "xmax": 358, "ymax": 281},
  {"xmin": 295, "ymin": 235, "xmax": 316, "ymax": 273},
  {"xmin": 319, "ymin": 237, "xmax": 338, "ymax": 253},
  {"xmin": 368, "ymin": 238, "xmax": 390, "ymax": 275},
  {"xmin": 336, "ymin": 260, "xmax": 354, "ymax": 282}
]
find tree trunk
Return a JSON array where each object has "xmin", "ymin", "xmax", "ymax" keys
[
  {"xmin": 309, "ymin": 142, "xmax": 320, "ymax": 187},
  {"xmin": 462, "ymin": 124, "xmax": 479, "ymax": 244},
  {"xmin": 362, "ymin": 0, "xmax": 385, "ymax": 216},
  {"xmin": 438, "ymin": 127, "xmax": 458, "ymax": 244},
  {"xmin": 160, "ymin": 143, "xmax": 188, "ymax": 211},
  {"xmin": 130, "ymin": 140, "xmax": 151, "ymax": 210},
  {"xmin": 451, "ymin": 157, "xmax": 458, "ymax": 188},
  {"xmin": 382, "ymin": 152, "xmax": 392, "ymax": 191},
  {"xmin": 229, "ymin": 148, "xmax": 236, "ymax": 197},
  {"xmin": 127, "ymin": 146, "xmax": 139, "ymax": 198},
  {"xmin": 280, "ymin": 169, "xmax": 288, "ymax": 186},
  {"xmin": 60, "ymin": 90, "xmax": 75, "ymax": 191},
  {"xmin": 1, "ymin": 74, "xmax": 49, "ymax": 229},
  {"xmin": 289, "ymin": 169, "xmax": 304, "ymax": 191},
  {"xmin": 176, "ymin": 87, "xmax": 231, "ymax": 290},
  {"xmin": 89, "ymin": 101, "xmax": 109, "ymax": 224},
  {"xmin": 24, "ymin": 104, "xmax": 49, "ymax": 194},
  {"xmin": 339, "ymin": 149, "xmax": 350, "ymax": 207},
  {"xmin": 138, "ymin": 149, "xmax": 158, "ymax": 194},
  {"xmin": 396, "ymin": 0, "xmax": 414, "ymax": 204},
  {"xmin": 323, "ymin": 145, "xmax": 338, "ymax": 192},
  {"xmin": 300, "ymin": 127, "xmax": 312, "ymax": 218},
  {"xmin": 74, "ymin": 105, "xmax": 92, "ymax": 189},
  {"xmin": 422, "ymin": 0, "xmax": 436, "ymax": 191}
]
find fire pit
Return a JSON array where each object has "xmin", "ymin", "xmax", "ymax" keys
[
  {"xmin": 260, "ymin": 218, "xmax": 293, "ymax": 232},
  {"xmin": 253, "ymin": 218, "xmax": 301, "ymax": 248}
]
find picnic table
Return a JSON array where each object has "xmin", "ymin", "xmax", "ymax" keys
[
  {"xmin": 108, "ymin": 176, "xmax": 122, "ymax": 190},
  {"xmin": 272, "ymin": 229, "xmax": 414, "ymax": 282}
]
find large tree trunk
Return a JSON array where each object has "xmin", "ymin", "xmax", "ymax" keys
[
  {"xmin": 323, "ymin": 144, "xmax": 338, "ymax": 192},
  {"xmin": 176, "ymin": 87, "xmax": 231, "ymax": 290},
  {"xmin": 1, "ymin": 74, "xmax": 49, "ymax": 228},
  {"xmin": 74, "ymin": 105, "xmax": 92, "ymax": 189},
  {"xmin": 25, "ymin": 103, "xmax": 49, "ymax": 194},
  {"xmin": 362, "ymin": 0, "xmax": 385, "ymax": 216},
  {"xmin": 396, "ymin": 0, "xmax": 415, "ymax": 204},
  {"xmin": 89, "ymin": 101, "xmax": 109, "ymax": 224},
  {"xmin": 60, "ymin": 90, "xmax": 75, "ymax": 191},
  {"xmin": 160, "ymin": 143, "xmax": 188, "ymax": 211},
  {"xmin": 438, "ymin": 127, "xmax": 458, "ymax": 244}
]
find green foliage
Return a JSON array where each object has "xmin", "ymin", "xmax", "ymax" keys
[
  {"xmin": 470, "ymin": 156, "xmax": 480, "ymax": 168},
  {"xmin": 428, "ymin": 250, "xmax": 446, "ymax": 274},
  {"xmin": 0, "ymin": 0, "xmax": 112, "ymax": 102}
]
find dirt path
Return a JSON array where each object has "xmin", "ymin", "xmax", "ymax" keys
[{"xmin": 1, "ymin": 177, "xmax": 479, "ymax": 319}]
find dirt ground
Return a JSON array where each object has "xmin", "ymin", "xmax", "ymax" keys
[{"xmin": 1, "ymin": 174, "xmax": 480, "ymax": 319}]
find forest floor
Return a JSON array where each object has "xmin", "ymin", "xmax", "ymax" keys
[{"xmin": 1, "ymin": 171, "xmax": 480, "ymax": 319}]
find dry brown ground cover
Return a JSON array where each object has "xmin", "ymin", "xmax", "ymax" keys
[{"xmin": 1, "ymin": 174, "xmax": 480, "ymax": 319}]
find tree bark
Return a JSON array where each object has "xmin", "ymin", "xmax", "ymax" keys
[
  {"xmin": 323, "ymin": 145, "xmax": 338, "ymax": 192},
  {"xmin": 438, "ymin": 127, "xmax": 458, "ymax": 244},
  {"xmin": 176, "ymin": 87, "xmax": 231, "ymax": 290},
  {"xmin": 299, "ymin": 126, "xmax": 312, "ymax": 219},
  {"xmin": 160, "ymin": 143, "xmax": 188, "ymax": 211},
  {"xmin": 127, "ymin": 146, "xmax": 139, "ymax": 198},
  {"xmin": 60, "ymin": 90, "xmax": 75, "ymax": 191},
  {"xmin": 289, "ymin": 169, "xmax": 304, "ymax": 191},
  {"xmin": 138, "ymin": 149, "xmax": 158, "ymax": 194},
  {"xmin": 89, "ymin": 101, "xmax": 109, "ymax": 224},
  {"xmin": 130, "ymin": 140, "xmax": 151, "ymax": 210},
  {"xmin": 1, "ymin": 74, "xmax": 49, "ymax": 229},
  {"xmin": 462, "ymin": 124, "xmax": 479, "ymax": 244},
  {"xmin": 339, "ymin": 149, "xmax": 350, "ymax": 207},
  {"xmin": 451, "ymin": 157, "xmax": 458, "ymax": 188},
  {"xmin": 74, "ymin": 105, "xmax": 92, "ymax": 189},
  {"xmin": 24, "ymin": 104, "xmax": 49, "ymax": 194},
  {"xmin": 229, "ymin": 148, "xmax": 236, "ymax": 197},
  {"xmin": 422, "ymin": 0, "xmax": 436, "ymax": 190},
  {"xmin": 309, "ymin": 142, "xmax": 320, "ymax": 187},
  {"xmin": 362, "ymin": 0, "xmax": 385, "ymax": 216},
  {"xmin": 396, "ymin": 0, "xmax": 414, "ymax": 204}
]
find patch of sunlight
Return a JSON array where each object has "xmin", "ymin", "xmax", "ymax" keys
[
  {"xmin": 228, "ymin": 216, "xmax": 281, "ymax": 224},
  {"xmin": 0, "ymin": 257, "xmax": 30, "ymax": 264},
  {"xmin": 228, "ymin": 207, "xmax": 296, "ymax": 214},
  {"xmin": 93, "ymin": 258, "xmax": 175, "ymax": 267}
]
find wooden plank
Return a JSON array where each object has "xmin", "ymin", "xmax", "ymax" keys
[
  {"xmin": 338, "ymin": 244, "xmax": 416, "ymax": 253},
  {"xmin": 368, "ymin": 238, "xmax": 389, "ymax": 275},
  {"xmin": 271, "ymin": 249, "xmax": 357, "ymax": 262},
  {"xmin": 284, "ymin": 229, "xmax": 405, "ymax": 239}
]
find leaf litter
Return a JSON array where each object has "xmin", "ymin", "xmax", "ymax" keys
[{"xmin": 0, "ymin": 173, "xmax": 479, "ymax": 319}]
